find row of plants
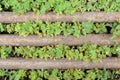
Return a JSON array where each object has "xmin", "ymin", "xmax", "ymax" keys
[
  {"xmin": 0, "ymin": 0, "xmax": 120, "ymax": 80},
  {"xmin": 0, "ymin": 1, "xmax": 119, "ymax": 79},
  {"xmin": 0, "ymin": 44, "xmax": 120, "ymax": 61},
  {"xmin": 0, "ymin": 20, "xmax": 119, "ymax": 79},
  {"xmin": 0, "ymin": 69, "xmax": 120, "ymax": 80},
  {"xmin": 0, "ymin": 21, "xmax": 120, "ymax": 38},
  {"xmin": 0, "ymin": 0, "xmax": 120, "ymax": 14}
]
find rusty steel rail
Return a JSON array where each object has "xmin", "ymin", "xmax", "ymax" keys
[
  {"xmin": 0, "ymin": 12, "xmax": 120, "ymax": 23},
  {"xmin": 0, "ymin": 34, "xmax": 119, "ymax": 46},
  {"xmin": 0, "ymin": 58, "xmax": 120, "ymax": 69}
]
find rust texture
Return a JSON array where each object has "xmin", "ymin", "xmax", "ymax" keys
[
  {"xmin": 0, "ymin": 34, "xmax": 119, "ymax": 46},
  {"xmin": 0, "ymin": 58, "xmax": 119, "ymax": 69},
  {"xmin": 0, "ymin": 12, "xmax": 120, "ymax": 23}
]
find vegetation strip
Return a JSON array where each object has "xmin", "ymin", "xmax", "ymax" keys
[
  {"xmin": 0, "ymin": 58, "xmax": 119, "ymax": 69},
  {"xmin": 0, "ymin": 34, "xmax": 119, "ymax": 46},
  {"xmin": 0, "ymin": 69, "xmax": 119, "ymax": 80},
  {"xmin": 0, "ymin": 12, "xmax": 120, "ymax": 23},
  {"xmin": 0, "ymin": 45, "xmax": 120, "ymax": 60}
]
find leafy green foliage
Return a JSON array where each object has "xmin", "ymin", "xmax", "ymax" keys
[
  {"xmin": 1, "ymin": 0, "xmax": 33, "ymax": 14},
  {"xmin": 111, "ymin": 24, "xmax": 120, "ymax": 39},
  {"xmin": 0, "ymin": 46, "xmax": 12, "ymax": 59},
  {"xmin": 0, "ymin": 0, "xmax": 120, "ymax": 14},
  {"xmin": 0, "ymin": 69, "xmax": 120, "ymax": 80},
  {"xmin": 0, "ymin": 21, "xmax": 118, "ymax": 37},
  {"xmin": 81, "ymin": 21, "xmax": 95, "ymax": 35},
  {"xmin": 1, "ymin": 21, "xmax": 120, "ymax": 38},
  {"xmin": 0, "ymin": 1, "xmax": 120, "ymax": 80},
  {"xmin": 0, "ymin": 44, "xmax": 119, "ymax": 61}
]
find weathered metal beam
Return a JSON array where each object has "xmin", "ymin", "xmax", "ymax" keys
[
  {"xmin": 0, "ymin": 34, "xmax": 119, "ymax": 46},
  {"xmin": 0, "ymin": 12, "xmax": 120, "ymax": 23},
  {"xmin": 0, "ymin": 58, "xmax": 120, "ymax": 69}
]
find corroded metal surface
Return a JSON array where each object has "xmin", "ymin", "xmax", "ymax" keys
[
  {"xmin": 0, "ymin": 12, "xmax": 120, "ymax": 23},
  {"xmin": 0, "ymin": 58, "xmax": 120, "ymax": 69},
  {"xmin": 0, "ymin": 34, "xmax": 119, "ymax": 46}
]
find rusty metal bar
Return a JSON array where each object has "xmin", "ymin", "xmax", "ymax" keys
[
  {"xmin": 0, "ymin": 12, "xmax": 120, "ymax": 23},
  {"xmin": 0, "ymin": 34, "xmax": 119, "ymax": 46},
  {"xmin": 0, "ymin": 58, "xmax": 120, "ymax": 69}
]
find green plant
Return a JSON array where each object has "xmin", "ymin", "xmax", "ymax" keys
[
  {"xmin": 0, "ymin": 21, "xmax": 120, "ymax": 37},
  {"xmin": 1, "ymin": 0, "xmax": 120, "ymax": 14},
  {"xmin": 0, "ymin": 44, "xmax": 119, "ymax": 62},
  {"xmin": 0, "ymin": 69, "xmax": 119, "ymax": 80}
]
